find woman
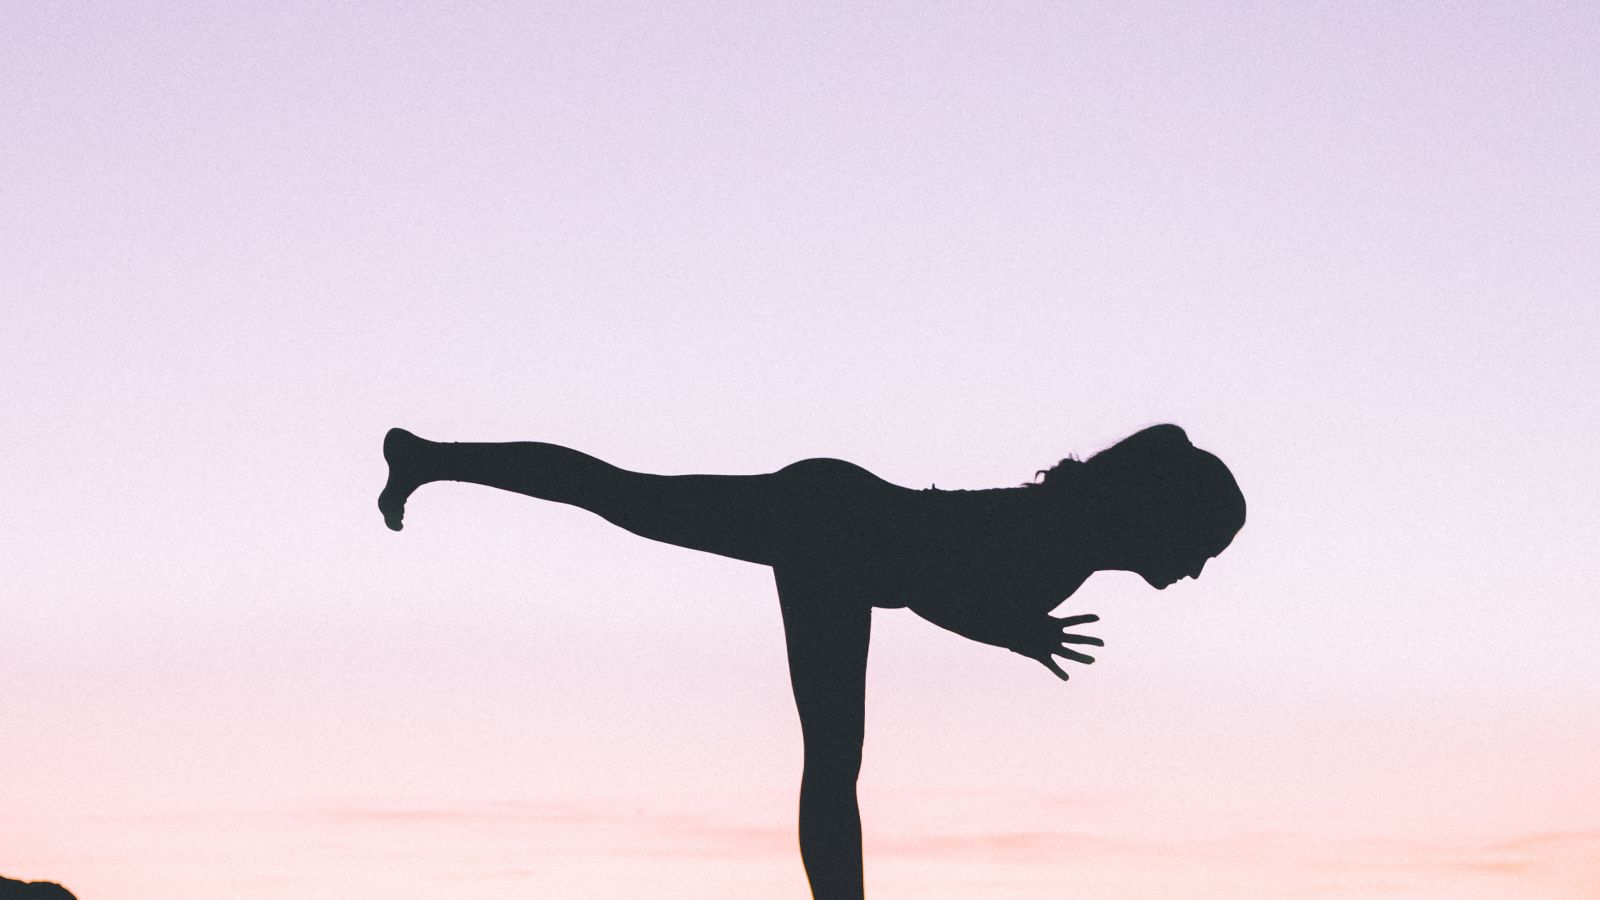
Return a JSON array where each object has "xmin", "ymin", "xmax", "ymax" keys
[{"xmin": 377, "ymin": 423, "xmax": 1245, "ymax": 899}]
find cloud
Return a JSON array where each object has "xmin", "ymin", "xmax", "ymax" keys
[
  {"xmin": 314, "ymin": 800, "xmax": 602, "ymax": 827},
  {"xmin": 85, "ymin": 801, "xmax": 1600, "ymax": 896},
  {"xmin": 873, "ymin": 828, "xmax": 1125, "ymax": 861},
  {"xmin": 306, "ymin": 800, "xmax": 797, "ymax": 862},
  {"xmin": 1360, "ymin": 829, "xmax": 1600, "ymax": 891}
]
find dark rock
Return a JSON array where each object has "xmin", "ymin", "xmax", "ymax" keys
[{"xmin": 0, "ymin": 875, "xmax": 77, "ymax": 899}]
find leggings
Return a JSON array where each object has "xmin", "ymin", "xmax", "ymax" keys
[{"xmin": 429, "ymin": 441, "xmax": 906, "ymax": 569}]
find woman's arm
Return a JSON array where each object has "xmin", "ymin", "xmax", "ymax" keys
[
  {"xmin": 909, "ymin": 599, "xmax": 1102, "ymax": 680},
  {"xmin": 774, "ymin": 566, "xmax": 872, "ymax": 900}
]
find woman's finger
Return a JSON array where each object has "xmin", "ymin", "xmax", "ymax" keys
[
  {"xmin": 1056, "ymin": 647, "xmax": 1096, "ymax": 665},
  {"xmin": 1041, "ymin": 656, "xmax": 1071, "ymax": 681},
  {"xmin": 1060, "ymin": 633, "xmax": 1104, "ymax": 646},
  {"xmin": 1056, "ymin": 614, "xmax": 1099, "ymax": 627}
]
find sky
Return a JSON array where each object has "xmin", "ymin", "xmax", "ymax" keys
[{"xmin": 3, "ymin": 2, "xmax": 1598, "ymax": 897}]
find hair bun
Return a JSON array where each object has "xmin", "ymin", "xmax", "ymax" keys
[{"xmin": 1129, "ymin": 424, "xmax": 1191, "ymax": 450}]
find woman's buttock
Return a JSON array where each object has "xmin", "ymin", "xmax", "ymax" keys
[
  {"xmin": 769, "ymin": 459, "xmax": 918, "ymax": 580},
  {"xmin": 775, "ymin": 457, "xmax": 897, "ymax": 489},
  {"xmin": 773, "ymin": 459, "xmax": 909, "ymax": 514}
]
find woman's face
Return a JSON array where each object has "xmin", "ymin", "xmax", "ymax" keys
[
  {"xmin": 1138, "ymin": 549, "xmax": 1214, "ymax": 589},
  {"xmin": 1105, "ymin": 461, "xmax": 1244, "ymax": 589},
  {"xmin": 1132, "ymin": 524, "xmax": 1234, "ymax": 590}
]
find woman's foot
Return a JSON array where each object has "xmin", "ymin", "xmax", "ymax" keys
[{"xmin": 379, "ymin": 428, "xmax": 430, "ymax": 531}]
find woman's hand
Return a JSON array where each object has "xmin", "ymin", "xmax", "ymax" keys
[{"xmin": 1013, "ymin": 613, "xmax": 1103, "ymax": 681}]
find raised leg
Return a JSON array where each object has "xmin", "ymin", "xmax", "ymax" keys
[{"xmin": 379, "ymin": 428, "xmax": 865, "ymax": 566}]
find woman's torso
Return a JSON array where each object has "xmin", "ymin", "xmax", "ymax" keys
[{"xmin": 774, "ymin": 459, "xmax": 1086, "ymax": 615}]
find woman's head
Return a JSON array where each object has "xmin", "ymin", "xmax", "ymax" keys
[{"xmin": 1031, "ymin": 424, "xmax": 1246, "ymax": 588}]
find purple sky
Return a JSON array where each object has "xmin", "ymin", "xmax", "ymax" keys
[{"xmin": 4, "ymin": 3, "xmax": 1598, "ymax": 897}]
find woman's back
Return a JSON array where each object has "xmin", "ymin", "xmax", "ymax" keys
[{"xmin": 774, "ymin": 465, "xmax": 1078, "ymax": 613}]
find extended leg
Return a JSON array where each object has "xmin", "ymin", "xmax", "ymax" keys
[{"xmin": 379, "ymin": 428, "xmax": 813, "ymax": 565}]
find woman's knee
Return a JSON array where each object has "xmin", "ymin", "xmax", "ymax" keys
[{"xmin": 802, "ymin": 751, "xmax": 863, "ymax": 788}]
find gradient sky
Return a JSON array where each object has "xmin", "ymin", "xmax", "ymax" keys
[{"xmin": 4, "ymin": 3, "xmax": 1598, "ymax": 898}]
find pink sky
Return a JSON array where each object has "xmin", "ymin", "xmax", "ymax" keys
[{"xmin": 3, "ymin": 3, "xmax": 1598, "ymax": 898}]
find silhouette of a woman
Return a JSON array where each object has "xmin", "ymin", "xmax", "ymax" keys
[{"xmin": 377, "ymin": 423, "xmax": 1245, "ymax": 899}]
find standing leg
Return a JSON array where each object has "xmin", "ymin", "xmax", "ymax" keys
[
  {"xmin": 776, "ymin": 566, "xmax": 871, "ymax": 900},
  {"xmin": 380, "ymin": 428, "xmax": 819, "ymax": 565}
]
